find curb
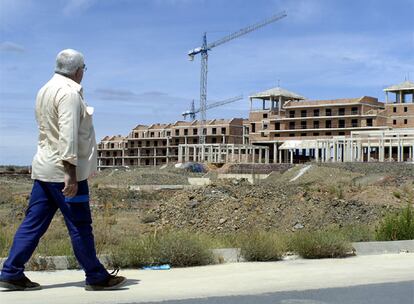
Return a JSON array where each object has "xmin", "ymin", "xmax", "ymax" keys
[
  {"xmin": 352, "ymin": 240, "xmax": 414, "ymax": 255},
  {"xmin": 1, "ymin": 241, "xmax": 413, "ymax": 271}
]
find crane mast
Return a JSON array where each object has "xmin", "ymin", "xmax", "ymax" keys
[{"xmin": 188, "ymin": 11, "xmax": 287, "ymax": 145}]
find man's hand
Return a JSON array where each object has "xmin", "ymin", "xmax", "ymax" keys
[{"xmin": 62, "ymin": 161, "xmax": 78, "ymax": 197}]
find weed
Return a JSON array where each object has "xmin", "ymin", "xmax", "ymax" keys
[
  {"xmin": 240, "ymin": 231, "xmax": 287, "ymax": 261},
  {"xmin": 375, "ymin": 204, "xmax": 414, "ymax": 241},
  {"xmin": 291, "ymin": 230, "xmax": 353, "ymax": 259}
]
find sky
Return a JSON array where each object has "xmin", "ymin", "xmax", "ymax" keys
[{"xmin": 0, "ymin": 0, "xmax": 413, "ymax": 165}]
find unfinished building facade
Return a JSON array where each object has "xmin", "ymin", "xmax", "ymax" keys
[
  {"xmin": 98, "ymin": 80, "xmax": 414, "ymax": 167},
  {"xmin": 249, "ymin": 80, "xmax": 414, "ymax": 163},
  {"xmin": 98, "ymin": 118, "xmax": 248, "ymax": 168}
]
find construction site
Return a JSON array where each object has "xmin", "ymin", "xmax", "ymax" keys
[
  {"xmin": 98, "ymin": 79, "xmax": 414, "ymax": 168},
  {"xmin": 96, "ymin": 11, "xmax": 413, "ymax": 169}
]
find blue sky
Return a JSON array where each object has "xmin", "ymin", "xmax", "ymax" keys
[{"xmin": 0, "ymin": 0, "xmax": 413, "ymax": 165}]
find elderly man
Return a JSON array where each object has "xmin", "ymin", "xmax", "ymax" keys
[{"xmin": 0, "ymin": 49, "xmax": 126, "ymax": 291}]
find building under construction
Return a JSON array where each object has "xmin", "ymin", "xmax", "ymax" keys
[{"xmin": 98, "ymin": 80, "xmax": 414, "ymax": 167}]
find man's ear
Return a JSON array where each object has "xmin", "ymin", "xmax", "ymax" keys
[{"xmin": 74, "ymin": 68, "xmax": 83, "ymax": 83}]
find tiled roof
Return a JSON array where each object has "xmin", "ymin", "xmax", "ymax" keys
[
  {"xmin": 250, "ymin": 87, "xmax": 305, "ymax": 100},
  {"xmin": 384, "ymin": 80, "xmax": 414, "ymax": 91}
]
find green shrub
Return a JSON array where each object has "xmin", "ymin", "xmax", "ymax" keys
[
  {"xmin": 111, "ymin": 236, "xmax": 157, "ymax": 268},
  {"xmin": 111, "ymin": 231, "xmax": 214, "ymax": 268},
  {"xmin": 291, "ymin": 230, "xmax": 353, "ymax": 259},
  {"xmin": 375, "ymin": 204, "xmax": 414, "ymax": 241},
  {"xmin": 339, "ymin": 224, "xmax": 375, "ymax": 242},
  {"xmin": 154, "ymin": 231, "xmax": 214, "ymax": 267},
  {"xmin": 240, "ymin": 231, "xmax": 287, "ymax": 261}
]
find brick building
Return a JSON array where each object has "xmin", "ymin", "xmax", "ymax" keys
[
  {"xmin": 98, "ymin": 118, "xmax": 247, "ymax": 168},
  {"xmin": 98, "ymin": 80, "xmax": 414, "ymax": 166}
]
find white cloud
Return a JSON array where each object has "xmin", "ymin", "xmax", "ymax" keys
[
  {"xmin": 63, "ymin": 0, "xmax": 97, "ymax": 16},
  {"xmin": 0, "ymin": 41, "xmax": 25, "ymax": 52}
]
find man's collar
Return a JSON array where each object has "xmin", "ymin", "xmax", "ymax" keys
[{"xmin": 53, "ymin": 73, "xmax": 83, "ymax": 93}]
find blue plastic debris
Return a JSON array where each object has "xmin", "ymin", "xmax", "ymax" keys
[{"xmin": 142, "ymin": 264, "xmax": 171, "ymax": 270}]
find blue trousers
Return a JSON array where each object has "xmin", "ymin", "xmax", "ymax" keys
[{"xmin": 0, "ymin": 180, "xmax": 109, "ymax": 284}]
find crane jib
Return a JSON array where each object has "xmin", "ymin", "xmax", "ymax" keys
[{"xmin": 187, "ymin": 10, "xmax": 287, "ymax": 143}]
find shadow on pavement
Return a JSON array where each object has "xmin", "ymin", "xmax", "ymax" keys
[{"xmin": 42, "ymin": 279, "xmax": 140, "ymax": 290}]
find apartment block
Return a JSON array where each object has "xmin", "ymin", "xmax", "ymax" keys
[
  {"xmin": 98, "ymin": 119, "xmax": 245, "ymax": 167},
  {"xmin": 98, "ymin": 80, "xmax": 414, "ymax": 166},
  {"xmin": 248, "ymin": 80, "xmax": 414, "ymax": 163}
]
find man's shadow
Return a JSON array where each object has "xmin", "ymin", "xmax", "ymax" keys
[{"xmin": 42, "ymin": 279, "xmax": 140, "ymax": 290}]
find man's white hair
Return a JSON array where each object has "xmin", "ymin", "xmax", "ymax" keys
[{"xmin": 55, "ymin": 49, "xmax": 84, "ymax": 76}]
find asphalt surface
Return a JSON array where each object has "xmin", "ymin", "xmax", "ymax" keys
[
  {"xmin": 140, "ymin": 281, "xmax": 414, "ymax": 304},
  {"xmin": 1, "ymin": 253, "xmax": 413, "ymax": 304}
]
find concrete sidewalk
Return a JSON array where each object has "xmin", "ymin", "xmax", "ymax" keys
[{"xmin": 1, "ymin": 253, "xmax": 413, "ymax": 304}]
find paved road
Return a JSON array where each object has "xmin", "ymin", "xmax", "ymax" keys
[
  {"xmin": 1, "ymin": 253, "xmax": 413, "ymax": 304},
  {"xmin": 140, "ymin": 281, "xmax": 414, "ymax": 304}
]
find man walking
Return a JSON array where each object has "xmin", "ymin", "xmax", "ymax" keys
[{"xmin": 0, "ymin": 49, "xmax": 126, "ymax": 291}]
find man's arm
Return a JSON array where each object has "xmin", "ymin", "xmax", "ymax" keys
[
  {"xmin": 57, "ymin": 91, "xmax": 81, "ymax": 197},
  {"xmin": 62, "ymin": 161, "xmax": 78, "ymax": 197}
]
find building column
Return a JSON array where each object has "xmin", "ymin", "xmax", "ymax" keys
[
  {"xmin": 389, "ymin": 139, "xmax": 393, "ymax": 162},
  {"xmin": 290, "ymin": 149, "xmax": 294, "ymax": 164},
  {"xmin": 185, "ymin": 145, "xmax": 190, "ymax": 162},
  {"xmin": 315, "ymin": 141, "xmax": 319, "ymax": 162},
  {"xmin": 273, "ymin": 143, "xmax": 277, "ymax": 164},
  {"xmin": 265, "ymin": 148, "xmax": 269, "ymax": 164},
  {"xmin": 279, "ymin": 148, "xmax": 282, "ymax": 164},
  {"xmin": 259, "ymin": 147, "xmax": 263, "ymax": 163},
  {"xmin": 154, "ymin": 148, "xmax": 156, "ymax": 166},
  {"xmin": 367, "ymin": 140, "xmax": 371, "ymax": 162},
  {"xmin": 166, "ymin": 138, "xmax": 170, "ymax": 164},
  {"xmin": 397, "ymin": 138, "xmax": 401, "ymax": 162},
  {"xmin": 138, "ymin": 148, "xmax": 141, "ymax": 166}
]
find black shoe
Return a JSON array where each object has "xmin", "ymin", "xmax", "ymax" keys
[
  {"xmin": 0, "ymin": 275, "xmax": 41, "ymax": 291},
  {"xmin": 85, "ymin": 268, "xmax": 127, "ymax": 291}
]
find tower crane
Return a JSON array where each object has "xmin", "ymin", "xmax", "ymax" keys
[
  {"xmin": 182, "ymin": 95, "xmax": 243, "ymax": 120},
  {"xmin": 188, "ymin": 11, "xmax": 287, "ymax": 144}
]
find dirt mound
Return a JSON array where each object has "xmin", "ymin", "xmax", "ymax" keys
[{"xmin": 146, "ymin": 178, "xmax": 402, "ymax": 233}]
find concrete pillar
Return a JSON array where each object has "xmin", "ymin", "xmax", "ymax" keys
[
  {"xmin": 290, "ymin": 149, "xmax": 294, "ymax": 164},
  {"xmin": 259, "ymin": 148, "xmax": 263, "ymax": 163},
  {"xmin": 278, "ymin": 96, "xmax": 282, "ymax": 115},
  {"xmin": 166, "ymin": 138, "xmax": 170, "ymax": 164},
  {"xmin": 201, "ymin": 145, "xmax": 205, "ymax": 162},
  {"xmin": 138, "ymin": 148, "xmax": 141, "ymax": 166},
  {"xmin": 193, "ymin": 146, "xmax": 197, "ymax": 162},
  {"xmin": 265, "ymin": 148, "xmax": 269, "ymax": 164},
  {"xmin": 315, "ymin": 141, "xmax": 319, "ymax": 162},
  {"xmin": 397, "ymin": 138, "xmax": 401, "ymax": 162},
  {"xmin": 367, "ymin": 140, "xmax": 371, "ymax": 162},
  {"xmin": 154, "ymin": 148, "xmax": 156, "ymax": 166},
  {"xmin": 389, "ymin": 139, "xmax": 393, "ymax": 162},
  {"xmin": 273, "ymin": 143, "xmax": 277, "ymax": 164}
]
